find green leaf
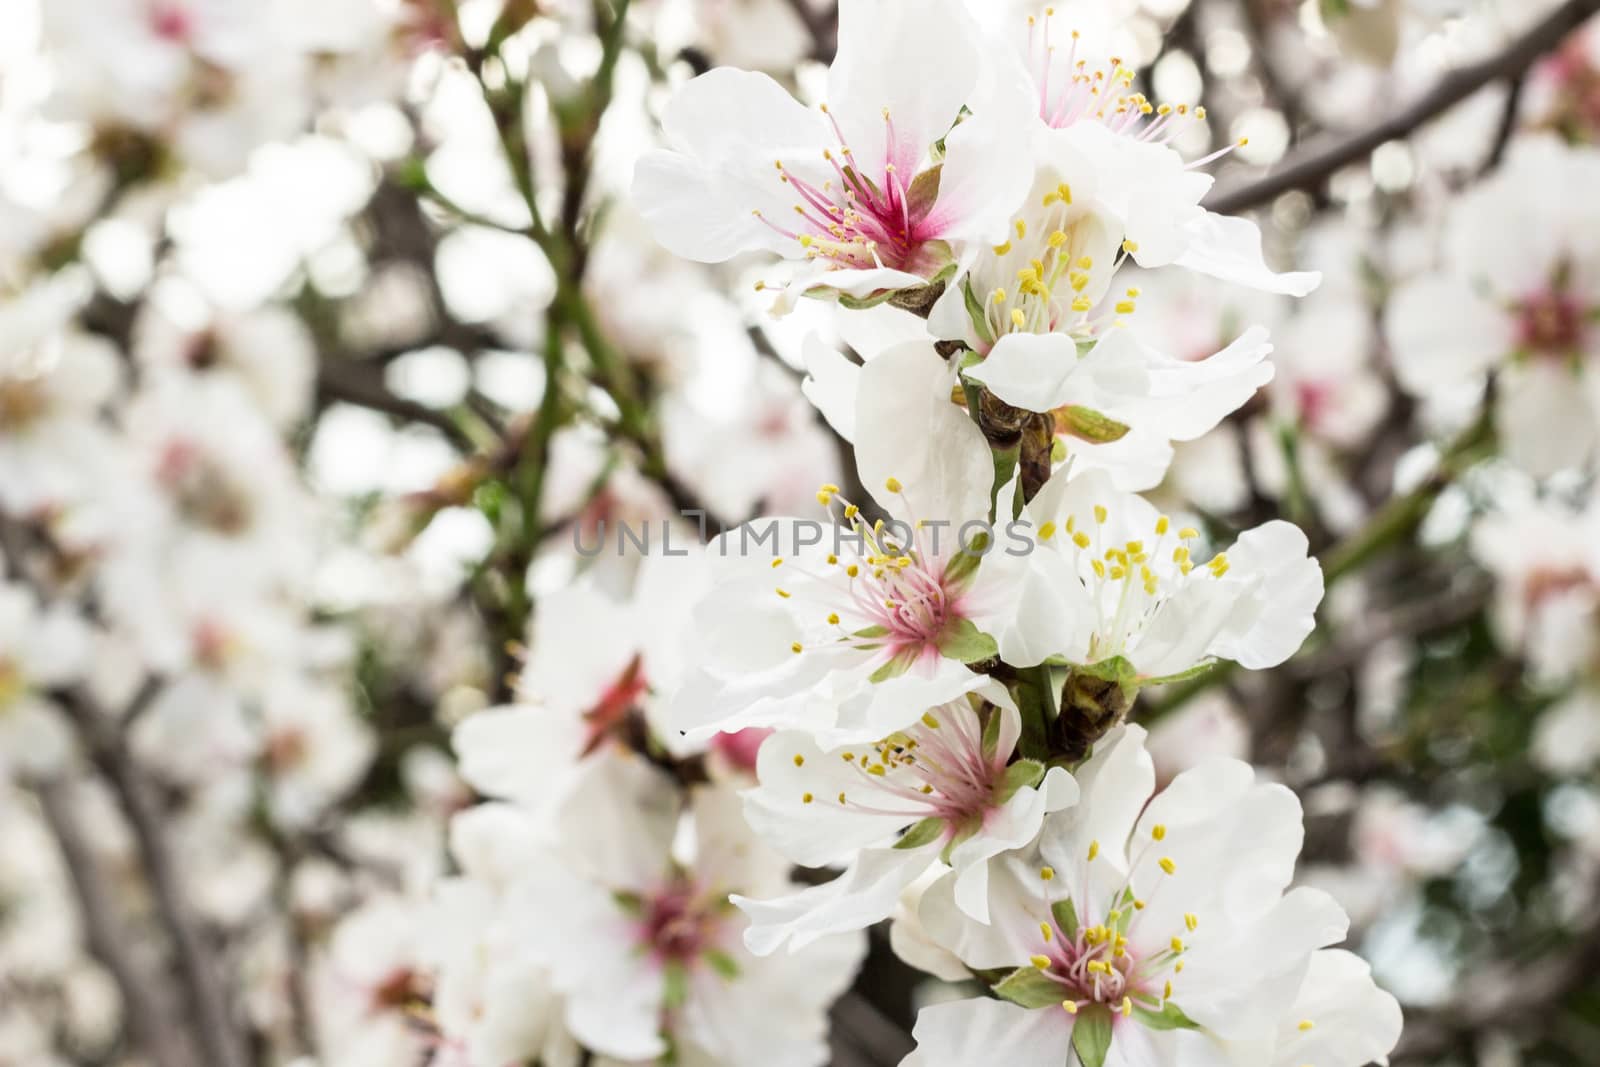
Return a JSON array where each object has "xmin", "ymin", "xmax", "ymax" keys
[
  {"xmin": 1058, "ymin": 405, "xmax": 1131, "ymax": 444},
  {"xmin": 935, "ymin": 617, "xmax": 999, "ymax": 664},
  {"xmin": 1132, "ymin": 1001, "xmax": 1200, "ymax": 1032},
  {"xmin": 1070, "ymin": 1004, "xmax": 1114, "ymax": 1067},
  {"xmin": 994, "ymin": 759, "xmax": 1045, "ymax": 804},
  {"xmin": 704, "ymin": 949, "xmax": 742, "ymax": 981},
  {"xmin": 894, "ymin": 817, "xmax": 947, "ymax": 851},
  {"xmin": 993, "ymin": 966, "xmax": 1066, "ymax": 1010},
  {"xmin": 1050, "ymin": 897, "xmax": 1079, "ymax": 942}
]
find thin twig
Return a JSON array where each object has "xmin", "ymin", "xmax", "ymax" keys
[{"xmin": 1206, "ymin": 0, "xmax": 1600, "ymax": 213}]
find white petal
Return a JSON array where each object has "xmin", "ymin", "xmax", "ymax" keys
[
  {"xmin": 1383, "ymin": 275, "xmax": 1512, "ymax": 395},
  {"xmin": 1174, "ymin": 213, "xmax": 1322, "ymax": 296},
  {"xmin": 904, "ymin": 997, "xmax": 1067, "ymax": 1067},
  {"xmin": 800, "ymin": 335, "xmax": 861, "ymax": 443},
  {"xmin": 735, "ymin": 846, "xmax": 933, "ymax": 955}
]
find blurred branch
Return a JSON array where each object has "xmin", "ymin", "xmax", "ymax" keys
[
  {"xmin": 1394, "ymin": 913, "xmax": 1600, "ymax": 1061},
  {"xmin": 54, "ymin": 685, "xmax": 250, "ymax": 1067},
  {"xmin": 31, "ymin": 774, "xmax": 202, "ymax": 1067},
  {"xmin": 1146, "ymin": 414, "xmax": 1494, "ymax": 717},
  {"xmin": 784, "ymin": 0, "xmax": 840, "ymax": 62},
  {"xmin": 1206, "ymin": 0, "xmax": 1600, "ymax": 212},
  {"xmin": 315, "ymin": 355, "xmax": 477, "ymax": 449}
]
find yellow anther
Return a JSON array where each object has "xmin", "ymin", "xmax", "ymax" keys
[
  {"xmin": 993, "ymin": 241, "xmax": 1012, "ymax": 256},
  {"xmin": 793, "ymin": 754, "xmax": 805, "ymax": 767},
  {"xmin": 1159, "ymin": 857, "xmax": 1176, "ymax": 875},
  {"xmin": 1122, "ymin": 239, "xmax": 1140, "ymax": 254},
  {"xmin": 1171, "ymin": 937, "xmax": 1185, "ymax": 953},
  {"xmin": 776, "ymin": 588, "xmax": 791, "ymax": 599},
  {"xmin": 1041, "ymin": 922, "xmax": 1054, "ymax": 942},
  {"xmin": 792, "ymin": 642, "xmax": 804, "ymax": 654},
  {"xmin": 1030, "ymin": 955, "xmax": 1052, "ymax": 970},
  {"xmin": 1185, "ymin": 913, "xmax": 1198, "ymax": 931},
  {"xmin": 846, "ymin": 564, "xmax": 860, "ymax": 578},
  {"xmin": 1093, "ymin": 505, "xmax": 1107, "ymax": 524},
  {"xmin": 1010, "ymin": 309, "xmax": 1026, "ymax": 328},
  {"xmin": 1115, "ymin": 300, "xmax": 1136, "ymax": 315},
  {"xmin": 1061, "ymin": 1000, "xmax": 1078, "ymax": 1014},
  {"xmin": 827, "ymin": 613, "xmax": 841, "ymax": 625},
  {"xmin": 1038, "ymin": 521, "xmax": 1058, "ymax": 541},
  {"xmin": 1071, "ymin": 296, "xmax": 1092, "ymax": 313},
  {"xmin": 1155, "ymin": 516, "xmax": 1170, "ymax": 535},
  {"xmin": 1039, "ymin": 866, "xmax": 1055, "ymax": 881},
  {"xmin": 802, "ymin": 792, "xmax": 814, "ymax": 803},
  {"xmin": 1077, "ymin": 256, "xmax": 1094, "ymax": 269},
  {"xmin": 1152, "ymin": 824, "xmax": 1167, "ymax": 841},
  {"xmin": 1091, "ymin": 559, "xmax": 1106, "ymax": 578},
  {"xmin": 1164, "ymin": 980, "xmax": 1173, "ymax": 1000},
  {"xmin": 1015, "ymin": 220, "xmax": 1027, "ymax": 239},
  {"xmin": 1087, "ymin": 840, "xmax": 1100, "ymax": 862},
  {"xmin": 922, "ymin": 711, "xmax": 941, "ymax": 729},
  {"xmin": 838, "ymin": 792, "xmax": 847, "ymax": 803},
  {"xmin": 1133, "ymin": 899, "xmax": 1146, "ymax": 910},
  {"xmin": 884, "ymin": 476, "xmax": 903, "ymax": 493},
  {"xmin": 1072, "ymin": 531, "xmax": 1091, "ymax": 549},
  {"xmin": 1178, "ymin": 526, "xmax": 1199, "ymax": 539},
  {"xmin": 844, "ymin": 504, "xmax": 860, "ymax": 519},
  {"xmin": 771, "ymin": 558, "xmax": 784, "ymax": 569},
  {"xmin": 826, "ymin": 553, "xmax": 838, "ymax": 565},
  {"xmin": 1119, "ymin": 997, "xmax": 1132, "ymax": 1018},
  {"xmin": 1298, "ymin": 1020, "xmax": 1315, "ymax": 1032},
  {"xmin": 1047, "ymin": 229, "xmax": 1068, "ymax": 248},
  {"xmin": 991, "ymin": 288, "xmax": 1008, "ymax": 304},
  {"xmin": 816, "ymin": 490, "xmax": 834, "ymax": 505}
]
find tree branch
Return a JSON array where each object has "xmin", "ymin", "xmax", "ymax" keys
[
  {"xmin": 1206, "ymin": 0, "xmax": 1600, "ymax": 213},
  {"xmin": 55, "ymin": 687, "xmax": 250, "ymax": 1067},
  {"xmin": 31, "ymin": 774, "xmax": 202, "ymax": 1067}
]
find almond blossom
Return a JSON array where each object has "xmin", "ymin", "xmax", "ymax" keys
[
  {"xmin": 900, "ymin": 725, "xmax": 1401, "ymax": 1067},
  {"xmin": 633, "ymin": 0, "xmax": 1033, "ymax": 306}
]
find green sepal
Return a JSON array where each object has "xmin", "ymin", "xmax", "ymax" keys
[
  {"xmin": 992, "ymin": 965, "xmax": 1066, "ymax": 1010},
  {"xmin": 980, "ymin": 705, "xmax": 1004, "ymax": 761},
  {"xmin": 1132, "ymin": 1001, "xmax": 1200, "ymax": 1032},
  {"xmin": 943, "ymin": 532, "xmax": 988, "ymax": 588},
  {"xmin": 894, "ymin": 817, "xmax": 946, "ymax": 851},
  {"xmin": 1057, "ymin": 405, "xmax": 1131, "ymax": 444},
  {"xmin": 704, "ymin": 949, "xmax": 742, "ymax": 981},
  {"xmin": 853, "ymin": 624, "xmax": 891, "ymax": 641},
  {"xmin": 994, "ymin": 759, "xmax": 1045, "ymax": 805},
  {"xmin": 906, "ymin": 166, "xmax": 943, "ymax": 225},
  {"xmin": 936, "ymin": 617, "xmax": 999, "ymax": 664},
  {"xmin": 869, "ymin": 645, "xmax": 922, "ymax": 683},
  {"xmin": 1070, "ymin": 1004, "xmax": 1114, "ymax": 1067},
  {"xmin": 961, "ymin": 278, "xmax": 995, "ymax": 348},
  {"xmin": 1050, "ymin": 897, "xmax": 1079, "ymax": 942},
  {"xmin": 1141, "ymin": 660, "xmax": 1219, "ymax": 687},
  {"xmin": 613, "ymin": 890, "xmax": 645, "ymax": 917},
  {"xmin": 663, "ymin": 961, "xmax": 689, "ymax": 1010}
]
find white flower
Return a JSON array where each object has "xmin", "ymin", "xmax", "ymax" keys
[
  {"xmin": 987, "ymin": 468, "xmax": 1323, "ymax": 677},
  {"xmin": 633, "ymin": 0, "xmax": 1033, "ymax": 304},
  {"xmin": 735, "ymin": 681, "xmax": 1077, "ymax": 953},
  {"xmin": 1385, "ymin": 135, "xmax": 1600, "ymax": 476},
  {"xmin": 0, "ymin": 581, "xmax": 91, "ymax": 781},
  {"xmin": 0, "ymin": 274, "xmax": 126, "ymax": 522},
  {"xmin": 453, "ymin": 549, "xmax": 710, "ymax": 811},
  {"xmin": 1470, "ymin": 497, "xmax": 1600, "ymax": 684},
  {"xmin": 668, "ymin": 340, "xmax": 1029, "ymax": 746},
  {"xmin": 901, "ymin": 725, "xmax": 1400, "ymax": 1067},
  {"xmin": 512, "ymin": 751, "xmax": 865, "ymax": 1066}
]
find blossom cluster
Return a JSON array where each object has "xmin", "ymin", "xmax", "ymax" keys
[{"xmin": 7, "ymin": 0, "xmax": 1600, "ymax": 1065}]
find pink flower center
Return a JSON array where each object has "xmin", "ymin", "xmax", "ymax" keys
[
  {"xmin": 150, "ymin": 2, "xmax": 193, "ymax": 43},
  {"xmin": 756, "ymin": 111, "xmax": 940, "ymax": 274},
  {"xmin": 817, "ymin": 701, "xmax": 1008, "ymax": 830},
  {"xmin": 1517, "ymin": 289, "xmax": 1587, "ymax": 356},
  {"xmin": 637, "ymin": 882, "xmax": 723, "ymax": 965}
]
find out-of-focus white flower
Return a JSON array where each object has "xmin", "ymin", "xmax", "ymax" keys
[
  {"xmin": 1386, "ymin": 135, "xmax": 1600, "ymax": 477},
  {"xmin": 0, "ymin": 580, "xmax": 91, "ymax": 780},
  {"xmin": 512, "ymin": 751, "xmax": 865, "ymax": 1066}
]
